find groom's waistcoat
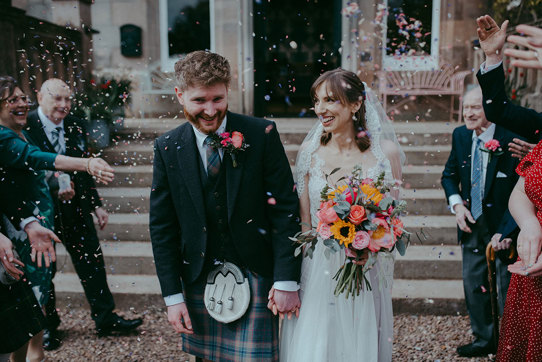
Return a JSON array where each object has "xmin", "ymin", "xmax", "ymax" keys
[{"xmin": 200, "ymin": 162, "xmax": 242, "ymax": 268}]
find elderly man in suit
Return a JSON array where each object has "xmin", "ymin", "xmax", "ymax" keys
[
  {"xmin": 25, "ymin": 79, "xmax": 142, "ymax": 350},
  {"xmin": 441, "ymin": 86, "xmax": 521, "ymax": 358},
  {"xmin": 150, "ymin": 50, "xmax": 301, "ymax": 361}
]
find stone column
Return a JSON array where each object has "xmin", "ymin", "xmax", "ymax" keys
[{"xmin": 211, "ymin": 0, "xmax": 253, "ymax": 115}]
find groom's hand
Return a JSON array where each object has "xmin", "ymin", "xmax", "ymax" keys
[
  {"xmin": 167, "ymin": 303, "xmax": 194, "ymax": 334},
  {"xmin": 272, "ymin": 289, "xmax": 301, "ymax": 318}
]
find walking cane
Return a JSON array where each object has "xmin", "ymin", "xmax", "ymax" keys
[
  {"xmin": 485, "ymin": 243, "xmax": 517, "ymax": 349},
  {"xmin": 485, "ymin": 243, "xmax": 500, "ymax": 349}
]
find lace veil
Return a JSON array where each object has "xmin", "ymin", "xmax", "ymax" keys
[{"xmin": 295, "ymin": 83, "xmax": 405, "ymax": 195}]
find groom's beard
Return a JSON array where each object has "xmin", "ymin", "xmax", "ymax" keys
[{"xmin": 185, "ymin": 107, "xmax": 228, "ymax": 135}]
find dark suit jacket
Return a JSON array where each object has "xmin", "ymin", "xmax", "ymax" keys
[
  {"xmin": 441, "ymin": 125, "xmax": 521, "ymax": 243},
  {"xmin": 476, "ymin": 64, "xmax": 542, "ymax": 142},
  {"xmin": 25, "ymin": 110, "xmax": 102, "ymax": 217},
  {"xmin": 150, "ymin": 112, "xmax": 301, "ymax": 297}
]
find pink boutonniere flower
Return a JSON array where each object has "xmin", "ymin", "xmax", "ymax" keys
[
  {"xmin": 480, "ymin": 139, "xmax": 504, "ymax": 161},
  {"xmin": 207, "ymin": 131, "xmax": 250, "ymax": 167}
]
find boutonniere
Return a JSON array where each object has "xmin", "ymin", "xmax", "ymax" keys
[
  {"xmin": 208, "ymin": 131, "xmax": 250, "ymax": 167},
  {"xmin": 480, "ymin": 139, "xmax": 504, "ymax": 161}
]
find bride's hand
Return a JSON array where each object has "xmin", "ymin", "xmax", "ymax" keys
[
  {"xmin": 88, "ymin": 157, "xmax": 115, "ymax": 184},
  {"xmin": 267, "ymin": 287, "xmax": 300, "ymax": 320}
]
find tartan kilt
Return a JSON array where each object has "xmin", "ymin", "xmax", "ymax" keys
[
  {"xmin": 182, "ymin": 270, "xmax": 279, "ymax": 362},
  {"xmin": 0, "ymin": 279, "xmax": 46, "ymax": 353}
]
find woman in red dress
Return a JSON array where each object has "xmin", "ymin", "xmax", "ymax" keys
[{"xmin": 497, "ymin": 141, "xmax": 542, "ymax": 361}]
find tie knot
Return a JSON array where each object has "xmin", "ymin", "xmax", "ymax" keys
[
  {"xmin": 204, "ymin": 135, "xmax": 215, "ymax": 147},
  {"xmin": 475, "ymin": 137, "xmax": 482, "ymax": 145},
  {"xmin": 53, "ymin": 126, "xmax": 62, "ymax": 134}
]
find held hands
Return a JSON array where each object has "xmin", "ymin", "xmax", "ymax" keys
[
  {"xmin": 267, "ymin": 287, "xmax": 301, "ymax": 320},
  {"xmin": 453, "ymin": 204, "xmax": 475, "ymax": 233},
  {"xmin": 87, "ymin": 157, "xmax": 115, "ymax": 184},
  {"xmin": 94, "ymin": 207, "xmax": 109, "ymax": 230},
  {"xmin": 24, "ymin": 221, "xmax": 61, "ymax": 268},
  {"xmin": 0, "ymin": 233, "xmax": 25, "ymax": 281},
  {"xmin": 167, "ymin": 303, "xmax": 194, "ymax": 334},
  {"xmin": 476, "ymin": 15, "xmax": 508, "ymax": 65},
  {"xmin": 505, "ymin": 25, "xmax": 542, "ymax": 69},
  {"xmin": 509, "ymin": 138, "xmax": 536, "ymax": 160}
]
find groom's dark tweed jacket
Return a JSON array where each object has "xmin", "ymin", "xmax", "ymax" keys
[{"xmin": 150, "ymin": 111, "xmax": 301, "ymax": 297}]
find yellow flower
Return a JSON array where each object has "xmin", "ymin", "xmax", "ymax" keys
[
  {"xmin": 361, "ymin": 184, "xmax": 383, "ymax": 204},
  {"xmin": 330, "ymin": 219, "xmax": 356, "ymax": 247},
  {"xmin": 328, "ymin": 185, "xmax": 348, "ymax": 200}
]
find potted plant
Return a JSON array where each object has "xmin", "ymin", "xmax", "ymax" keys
[{"xmin": 72, "ymin": 76, "xmax": 132, "ymax": 149}]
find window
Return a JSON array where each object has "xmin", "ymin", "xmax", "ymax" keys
[
  {"xmin": 381, "ymin": 0, "xmax": 440, "ymax": 70},
  {"xmin": 167, "ymin": 0, "xmax": 210, "ymax": 56}
]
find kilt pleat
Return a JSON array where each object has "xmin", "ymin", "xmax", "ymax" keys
[
  {"xmin": 182, "ymin": 271, "xmax": 279, "ymax": 362},
  {"xmin": 0, "ymin": 279, "xmax": 46, "ymax": 353}
]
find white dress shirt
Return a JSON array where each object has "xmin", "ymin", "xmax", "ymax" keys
[
  {"xmin": 449, "ymin": 123, "xmax": 496, "ymax": 213},
  {"xmin": 164, "ymin": 117, "xmax": 299, "ymax": 307},
  {"xmin": 37, "ymin": 107, "xmax": 65, "ymax": 154},
  {"xmin": 480, "ymin": 60, "xmax": 503, "ymax": 75}
]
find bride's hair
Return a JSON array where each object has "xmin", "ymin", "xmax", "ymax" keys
[{"xmin": 310, "ymin": 69, "xmax": 370, "ymax": 152}]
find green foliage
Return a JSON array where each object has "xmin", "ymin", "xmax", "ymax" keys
[
  {"xmin": 72, "ymin": 77, "xmax": 132, "ymax": 125},
  {"xmin": 492, "ymin": 0, "xmax": 542, "ymax": 25}
]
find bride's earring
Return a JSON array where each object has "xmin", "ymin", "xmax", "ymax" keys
[{"xmin": 352, "ymin": 113, "xmax": 357, "ymax": 121}]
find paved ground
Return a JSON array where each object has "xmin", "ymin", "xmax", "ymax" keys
[{"xmin": 44, "ymin": 305, "xmax": 493, "ymax": 361}]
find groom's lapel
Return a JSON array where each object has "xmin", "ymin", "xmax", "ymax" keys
[
  {"xmin": 177, "ymin": 125, "xmax": 206, "ymax": 224},
  {"xmin": 225, "ymin": 113, "xmax": 245, "ymax": 222}
]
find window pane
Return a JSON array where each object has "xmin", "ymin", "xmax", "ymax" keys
[
  {"xmin": 386, "ymin": 0, "xmax": 433, "ymax": 57},
  {"xmin": 168, "ymin": 0, "xmax": 210, "ymax": 56}
]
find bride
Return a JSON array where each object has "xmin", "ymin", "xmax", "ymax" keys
[{"xmin": 279, "ymin": 69, "xmax": 404, "ymax": 362}]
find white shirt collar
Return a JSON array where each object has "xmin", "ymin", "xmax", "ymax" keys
[
  {"xmin": 472, "ymin": 123, "xmax": 496, "ymax": 143},
  {"xmin": 191, "ymin": 116, "xmax": 228, "ymax": 148},
  {"xmin": 37, "ymin": 106, "xmax": 64, "ymax": 133}
]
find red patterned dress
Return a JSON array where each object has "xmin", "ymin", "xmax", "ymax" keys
[{"xmin": 497, "ymin": 141, "xmax": 542, "ymax": 361}]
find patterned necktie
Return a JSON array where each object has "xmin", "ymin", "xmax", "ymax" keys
[
  {"xmin": 204, "ymin": 135, "xmax": 221, "ymax": 181},
  {"xmin": 51, "ymin": 126, "xmax": 63, "ymax": 154},
  {"xmin": 470, "ymin": 137, "xmax": 483, "ymax": 220}
]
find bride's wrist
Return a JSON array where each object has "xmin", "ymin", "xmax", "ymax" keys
[{"xmin": 86, "ymin": 157, "xmax": 95, "ymax": 175}]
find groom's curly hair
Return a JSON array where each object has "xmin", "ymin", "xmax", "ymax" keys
[
  {"xmin": 310, "ymin": 69, "xmax": 370, "ymax": 152},
  {"xmin": 174, "ymin": 51, "xmax": 231, "ymax": 90}
]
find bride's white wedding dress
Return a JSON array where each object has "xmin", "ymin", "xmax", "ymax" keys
[{"xmin": 281, "ymin": 89, "xmax": 399, "ymax": 362}]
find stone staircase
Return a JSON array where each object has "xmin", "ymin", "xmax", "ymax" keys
[{"xmin": 55, "ymin": 117, "xmax": 465, "ymax": 314}]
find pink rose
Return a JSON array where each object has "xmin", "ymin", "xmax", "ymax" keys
[
  {"xmin": 348, "ymin": 205, "xmax": 367, "ymax": 225},
  {"xmin": 484, "ymin": 139, "xmax": 500, "ymax": 152},
  {"xmin": 231, "ymin": 131, "xmax": 244, "ymax": 148},
  {"xmin": 316, "ymin": 200, "xmax": 339, "ymax": 224},
  {"xmin": 318, "ymin": 223, "xmax": 332, "ymax": 240},
  {"xmin": 352, "ymin": 231, "xmax": 370, "ymax": 250},
  {"xmin": 220, "ymin": 132, "xmax": 230, "ymax": 138}
]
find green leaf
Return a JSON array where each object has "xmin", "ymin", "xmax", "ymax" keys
[
  {"xmin": 323, "ymin": 238, "xmax": 339, "ymax": 252},
  {"xmin": 395, "ymin": 239, "xmax": 407, "ymax": 256},
  {"xmin": 324, "ymin": 248, "xmax": 331, "ymax": 259},
  {"xmin": 362, "ymin": 219, "xmax": 377, "ymax": 231},
  {"xmin": 329, "ymin": 167, "xmax": 341, "ymax": 176},
  {"xmin": 379, "ymin": 197, "xmax": 393, "ymax": 210},
  {"xmin": 294, "ymin": 245, "xmax": 303, "ymax": 257}
]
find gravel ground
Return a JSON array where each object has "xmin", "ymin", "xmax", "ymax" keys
[{"xmin": 44, "ymin": 307, "xmax": 493, "ymax": 361}]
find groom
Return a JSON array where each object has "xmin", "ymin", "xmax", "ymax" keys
[{"xmin": 150, "ymin": 50, "xmax": 301, "ymax": 361}]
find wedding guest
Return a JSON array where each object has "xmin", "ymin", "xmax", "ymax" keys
[
  {"xmin": 0, "ymin": 75, "xmax": 114, "ymax": 358},
  {"xmin": 505, "ymin": 24, "xmax": 542, "ymax": 69},
  {"xmin": 476, "ymin": 15, "xmax": 542, "ymax": 141},
  {"xmin": 441, "ymin": 87, "xmax": 520, "ymax": 358},
  {"xmin": 496, "ymin": 140, "xmax": 542, "ymax": 360},
  {"xmin": 25, "ymin": 78, "xmax": 142, "ymax": 349}
]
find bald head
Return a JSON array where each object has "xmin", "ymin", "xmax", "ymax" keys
[
  {"xmin": 463, "ymin": 86, "xmax": 491, "ymax": 135},
  {"xmin": 38, "ymin": 78, "xmax": 72, "ymax": 124}
]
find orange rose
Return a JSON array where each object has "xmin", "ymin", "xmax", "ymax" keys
[
  {"xmin": 231, "ymin": 131, "xmax": 244, "ymax": 148},
  {"xmin": 348, "ymin": 205, "xmax": 367, "ymax": 225}
]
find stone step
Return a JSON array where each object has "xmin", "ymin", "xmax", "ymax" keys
[
  {"xmin": 102, "ymin": 164, "xmax": 445, "ymax": 189},
  {"xmin": 97, "ymin": 213, "xmax": 456, "ymax": 245},
  {"xmin": 115, "ymin": 118, "xmax": 456, "ymax": 147},
  {"xmin": 56, "ymin": 242, "xmax": 461, "ymax": 280},
  {"xmin": 100, "ymin": 187, "xmax": 450, "ymax": 215},
  {"xmin": 53, "ymin": 273, "xmax": 465, "ymax": 315}
]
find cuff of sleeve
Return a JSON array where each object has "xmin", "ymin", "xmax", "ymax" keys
[
  {"xmin": 20, "ymin": 217, "xmax": 38, "ymax": 231},
  {"xmin": 448, "ymin": 194, "xmax": 463, "ymax": 214},
  {"xmin": 164, "ymin": 293, "xmax": 184, "ymax": 306},
  {"xmin": 480, "ymin": 60, "xmax": 503, "ymax": 74},
  {"xmin": 273, "ymin": 281, "xmax": 300, "ymax": 292}
]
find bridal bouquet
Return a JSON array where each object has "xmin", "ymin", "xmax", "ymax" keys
[{"xmin": 293, "ymin": 166, "xmax": 409, "ymax": 298}]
